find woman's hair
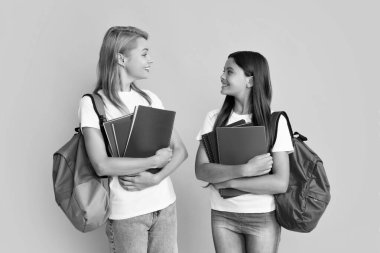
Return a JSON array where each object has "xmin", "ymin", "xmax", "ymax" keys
[
  {"xmin": 213, "ymin": 51, "xmax": 273, "ymax": 150},
  {"xmin": 94, "ymin": 26, "xmax": 152, "ymax": 112}
]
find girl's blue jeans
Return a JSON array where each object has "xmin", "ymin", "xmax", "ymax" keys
[{"xmin": 211, "ymin": 209, "xmax": 281, "ymax": 253}]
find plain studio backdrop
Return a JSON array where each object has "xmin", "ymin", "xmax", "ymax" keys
[{"xmin": 1, "ymin": 0, "xmax": 379, "ymax": 252}]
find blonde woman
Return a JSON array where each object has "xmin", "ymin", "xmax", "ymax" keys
[{"xmin": 79, "ymin": 26, "xmax": 187, "ymax": 253}]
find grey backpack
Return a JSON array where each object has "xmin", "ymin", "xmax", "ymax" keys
[
  {"xmin": 270, "ymin": 111, "xmax": 331, "ymax": 232},
  {"xmin": 53, "ymin": 94, "xmax": 110, "ymax": 232}
]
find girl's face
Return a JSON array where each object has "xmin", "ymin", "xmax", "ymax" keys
[
  {"xmin": 124, "ymin": 37, "xmax": 153, "ymax": 80},
  {"xmin": 220, "ymin": 58, "xmax": 251, "ymax": 98}
]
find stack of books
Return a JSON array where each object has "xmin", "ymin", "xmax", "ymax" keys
[
  {"xmin": 201, "ymin": 121, "xmax": 267, "ymax": 198},
  {"xmin": 103, "ymin": 105, "xmax": 176, "ymax": 173}
]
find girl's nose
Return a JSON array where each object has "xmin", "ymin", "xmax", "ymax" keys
[{"xmin": 220, "ymin": 73, "xmax": 226, "ymax": 82}]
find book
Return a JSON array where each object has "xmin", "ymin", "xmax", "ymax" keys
[
  {"xmin": 123, "ymin": 106, "xmax": 176, "ymax": 159},
  {"xmin": 201, "ymin": 120, "xmax": 247, "ymax": 163},
  {"xmin": 216, "ymin": 126, "xmax": 267, "ymax": 165},
  {"xmin": 102, "ymin": 113, "xmax": 134, "ymax": 157},
  {"xmin": 216, "ymin": 126, "xmax": 267, "ymax": 198}
]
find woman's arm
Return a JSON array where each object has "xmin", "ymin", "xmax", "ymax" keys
[
  {"xmin": 214, "ymin": 151, "xmax": 289, "ymax": 194},
  {"xmin": 155, "ymin": 129, "xmax": 188, "ymax": 180},
  {"xmin": 82, "ymin": 127, "xmax": 170, "ymax": 177},
  {"xmin": 195, "ymin": 142, "xmax": 273, "ymax": 183},
  {"xmin": 118, "ymin": 128, "xmax": 188, "ymax": 191}
]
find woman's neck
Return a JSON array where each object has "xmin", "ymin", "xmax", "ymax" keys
[{"xmin": 118, "ymin": 67, "xmax": 134, "ymax": 92}]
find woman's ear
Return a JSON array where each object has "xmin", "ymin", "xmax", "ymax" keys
[
  {"xmin": 117, "ymin": 53, "xmax": 126, "ymax": 67},
  {"xmin": 246, "ymin": 76, "xmax": 254, "ymax": 88}
]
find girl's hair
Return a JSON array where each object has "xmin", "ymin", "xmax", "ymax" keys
[
  {"xmin": 94, "ymin": 26, "xmax": 152, "ymax": 112},
  {"xmin": 213, "ymin": 51, "xmax": 273, "ymax": 150}
]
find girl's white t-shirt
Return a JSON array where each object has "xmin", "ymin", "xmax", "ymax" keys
[
  {"xmin": 78, "ymin": 89, "xmax": 176, "ymax": 220},
  {"xmin": 196, "ymin": 109, "xmax": 294, "ymax": 213}
]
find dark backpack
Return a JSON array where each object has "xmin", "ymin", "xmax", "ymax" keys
[
  {"xmin": 270, "ymin": 111, "xmax": 331, "ymax": 232},
  {"xmin": 52, "ymin": 94, "xmax": 110, "ymax": 233}
]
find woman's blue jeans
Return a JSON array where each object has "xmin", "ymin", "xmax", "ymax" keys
[
  {"xmin": 211, "ymin": 210, "xmax": 281, "ymax": 253},
  {"xmin": 106, "ymin": 202, "xmax": 177, "ymax": 253}
]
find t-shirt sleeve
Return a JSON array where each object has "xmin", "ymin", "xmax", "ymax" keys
[
  {"xmin": 271, "ymin": 115, "xmax": 294, "ymax": 153},
  {"xmin": 196, "ymin": 110, "xmax": 218, "ymax": 141},
  {"xmin": 145, "ymin": 90, "xmax": 164, "ymax": 109},
  {"xmin": 78, "ymin": 96, "xmax": 100, "ymax": 129}
]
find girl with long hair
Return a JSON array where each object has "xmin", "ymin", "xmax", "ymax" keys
[
  {"xmin": 195, "ymin": 51, "xmax": 293, "ymax": 253},
  {"xmin": 79, "ymin": 26, "xmax": 187, "ymax": 253}
]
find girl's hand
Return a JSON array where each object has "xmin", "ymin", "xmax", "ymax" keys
[
  {"xmin": 212, "ymin": 181, "xmax": 230, "ymax": 190},
  {"xmin": 118, "ymin": 171, "xmax": 160, "ymax": 191},
  {"xmin": 243, "ymin": 153, "xmax": 273, "ymax": 177},
  {"xmin": 153, "ymin": 147, "xmax": 173, "ymax": 168}
]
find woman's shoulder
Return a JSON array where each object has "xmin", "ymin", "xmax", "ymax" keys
[
  {"xmin": 141, "ymin": 89, "xmax": 161, "ymax": 102},
  {"xmin": 141, "ymin": 89, "xmax": 157, "ymax": 97},
  {"xmin": 140, "ymin": 89, "xmax": 164, "ymax": 109}
]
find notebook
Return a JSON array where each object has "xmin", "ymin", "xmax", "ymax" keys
[
  {"xmin": 201, "ymin": 120, "xmax": 246, "ymax": 163},
  {"xmin": 216, "ymin": 126, "xmax": 267, "ymax": 165},
  {"xmin": 216, "ymin": 126, "xmax": 267, "ymax": 198},
  {"xmin": 103, "ymin": 113, "xmax": 134, "ymax": 157},
  {"xmin": 123, "ymin": 106, "xmax": 176, "ymax": 158}
]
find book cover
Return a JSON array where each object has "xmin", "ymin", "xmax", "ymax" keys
[
  {"xmin": 219, "ymin": 188, "xmax": 249, "ymax": 199},
  {"xmin": 216, "ymin": 126, "xmax": 267, "ymax": 165},
  {"xmin": 123, "ymin": 106, "xmax": 176, "ymax": 158},
  {"xmin": 201, "ymin": 120, "xmax": 246, "ymax": 163},
  {"xmin": 103, "ymin": 113, "xmax": 134, "ymax": 157},
  {"xmin": 112, "ymin": 113, "xmax": 134, "ymax": 157},
  {"xmin": 216, "ymin": 126, "xmax": 267, "ymax": 198}
]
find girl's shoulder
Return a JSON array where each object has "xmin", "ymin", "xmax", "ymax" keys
[{"xmin": 203, "ymin": 108, "xmax": 220, "ymax": 124}]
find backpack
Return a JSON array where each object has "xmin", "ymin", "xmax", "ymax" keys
[
  {"xmin": 270, "ymin": 111, "xmax": 331, "ymax": 233},
  {"xmin": 52, "ymin": 93, "xmax": 110, "ymax": 233}
]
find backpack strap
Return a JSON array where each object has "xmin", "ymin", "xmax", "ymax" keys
[
  {"xmin": 270, "ymin": 111, "xmax": 308, "ymax": 148},
  {"xmin": 270, "ymin": 111, "xmax": 294, "ymax": 148},
  {"xmin": 82, "ymin": 93, "xmax": 111, "ymax": 181},
  {"xmin": 82, "ymin": 93, "xmax": 107, "ymax": 124}
]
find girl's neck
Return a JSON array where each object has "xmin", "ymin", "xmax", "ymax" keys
[
  {"xmin": 233, "ymin": 94, "xmax": 251, "ymax": 115},
  {"xmin": 119, "ymin": 67, "xmax": 134, "ymax": 92}
]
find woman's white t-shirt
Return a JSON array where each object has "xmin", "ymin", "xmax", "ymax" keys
[
  {"xmin": 78, "ymin": 89, "xmax": 176, "ymax": 220},
  {"xmin": 196, "ymin": 109, "xmax": 294, "ymax": 213}
]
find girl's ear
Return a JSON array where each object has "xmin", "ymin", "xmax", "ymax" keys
[
  {"xmin": 246, "ymin": 76, "xmax": 254, "ymax": 88},
  {"xmin": 117, "ymin": 53, "xmax": 126, "ymax": 67}
]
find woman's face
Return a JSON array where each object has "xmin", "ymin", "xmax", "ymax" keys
[
  {"xmin": 124, "ymin": 37, "xmax": 153, "ymax": 80},
  {"xmin": 220, "ymin": 58, "xmax": 250, "ymax": 97}
]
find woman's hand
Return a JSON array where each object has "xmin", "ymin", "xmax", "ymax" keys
[
  {"xmin": 118, "ymin": 171, "xmax": 160, "ymax": 191},
  {"xmin": 153, "ymin": 147, "xmax": 173, "ymax": 168},
  {"xmin": 242, "ymin": 153, "xmax": 273, "ymax": 177}
]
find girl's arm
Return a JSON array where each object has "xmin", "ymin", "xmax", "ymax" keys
[
  {"xmin": 195, "ymin": 142, "xmax": 273, "ymax": 183},
  {"xmin": 82, "ymin": 127, "xmax": 171, "ymax": 177},
  {"xmin": 214, "ymin": 151, "xmax": 289, "ymax": 194}
]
